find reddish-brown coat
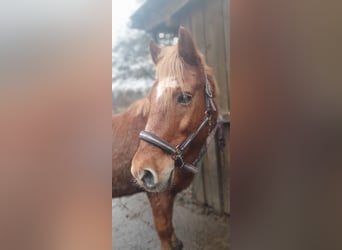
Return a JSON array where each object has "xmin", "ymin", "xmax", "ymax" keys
[{"xmin": 112, "ymin": 27, "xmax": 218, "ymax": 250}]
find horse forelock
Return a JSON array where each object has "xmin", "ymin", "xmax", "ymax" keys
[
  {"xmin": 156, "ymin": 47, "xmax": 184, "ymax": 85},
  {"xmin": 153, "ymin": 46, "xmax": 209, "ymax": 111}
]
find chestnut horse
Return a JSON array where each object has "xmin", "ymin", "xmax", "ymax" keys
[{"xmin": 112, "ymin": 26, "xmax": 218, "ymax": 250}]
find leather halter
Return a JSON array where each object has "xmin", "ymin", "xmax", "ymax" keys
[{"xmin": 139, "ymin": 73, "xmax": 217, "ymax": 174}]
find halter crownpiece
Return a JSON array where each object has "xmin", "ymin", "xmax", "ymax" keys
[{"xmin": 138, "ymin": 73, "xmax": 217, "ymax": 174}]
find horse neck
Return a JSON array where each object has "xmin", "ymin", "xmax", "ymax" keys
[{"xmin": 112, "ymin": 98, "xmax": 149, "ymax": 134}]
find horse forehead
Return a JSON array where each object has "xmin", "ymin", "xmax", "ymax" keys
[{"xmin": 156, "ymin": 77, "xmax": 179, "ymax": 99}]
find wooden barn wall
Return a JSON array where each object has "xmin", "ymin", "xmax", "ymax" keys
[{"xmin": 178, "ymin": 0, "xmax": 230, "ymax": 214}]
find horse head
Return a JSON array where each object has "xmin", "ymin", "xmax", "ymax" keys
[{"xmin": 131, "ymin": 26, "xmax": 218, "ymax": 192}]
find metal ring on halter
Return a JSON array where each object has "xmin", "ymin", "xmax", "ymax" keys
[{"xmin": 174, "ymin": 155, "xmax": 185, "ymax": 168}]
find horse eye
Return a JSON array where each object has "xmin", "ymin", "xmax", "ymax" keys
[{"xmin": 177, "ymin": 92, "xmax": 192, "ymax": 104}]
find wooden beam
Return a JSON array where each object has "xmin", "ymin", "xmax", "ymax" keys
[{"xmin": 131, "ymin": 0, "xmax": 193, "ymax": 32}]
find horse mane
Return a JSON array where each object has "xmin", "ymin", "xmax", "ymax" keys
[
  {"xmin": 204, "ymin": 65, "xmax": 220, "ymax": 98},
  {"xmin": 127, "ymin": 98, "xmax": 150, "ymax": 117}
]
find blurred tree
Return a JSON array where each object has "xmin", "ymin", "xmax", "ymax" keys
[
  {"xmin": 112, "ymin": 29, "xmax": 155, "ymax": 111},
  {"xmin": 112, "ymin": 29, "xmax": 154, "ymax": 86},
  {"xmin": 156, "ymin": 31, "xmax": 178, "ymax": 46},
  {"xmin": 112, "ymin": 28, "xmax": 176, "ymax": 111}
]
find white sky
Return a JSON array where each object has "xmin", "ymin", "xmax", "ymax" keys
[{"xmin": 112, "ymin": 0, "xmax": 140, "ymax": 46}]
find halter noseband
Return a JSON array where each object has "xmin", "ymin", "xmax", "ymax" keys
[{"xmin": 139, "ymin": 73, "xmax": 217, "ymax": 174}]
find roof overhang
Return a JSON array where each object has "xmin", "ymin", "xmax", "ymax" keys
[{"xmin": 130, "ymin": 0, "xmax": 193, "ymax": 32}]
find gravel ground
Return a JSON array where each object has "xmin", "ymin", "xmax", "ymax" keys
[{"xmin": 112, "ymin": 188, "xmax": 230, "ymax": 250}]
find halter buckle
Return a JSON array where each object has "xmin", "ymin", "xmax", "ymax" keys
[
  {"xmin": 173, "ymin": 155, "xmax": 185, "ymax": 168},
  {"xmin": 171, "ymin": 147, "xmax": 185, "ymax": 167}
]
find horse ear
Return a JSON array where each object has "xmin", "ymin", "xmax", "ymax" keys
[
  {"xmin": 177, "ymin": 26, "xmax": 200, "ymax": 65},
  {"xmin": 149, "ymin": 39, "xmax": 161, "ymax": 65}
]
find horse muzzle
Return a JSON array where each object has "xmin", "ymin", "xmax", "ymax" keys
[{"xmin": 131, "ymin": 160, "xmax": 175, "ymax": 192}]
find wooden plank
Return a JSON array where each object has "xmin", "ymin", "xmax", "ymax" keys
[
  {"xmin": 178, "ymin": 8, "xmax": 192, "ymax": 31},
  {"xmin": 203, "ymin": 139, "xmax": 222, "ymax": 211},
  {"xmin": 188, "ymin": 1, "xmax": 207, "ymax": 53},
  {"xmin": 204, "ymin": 0, "xmax": 229, "ymax": 114},
  {"xmin": 200, "ymin": 0, "xmax": 229, "ymax": 213},
  {"xmin": 222, "ymin": 0, "xmax": 230, "ymax": 214},
  {"xmin": 132, "ymin": 0, "xmax": 192, "ymax": 31},
  {"xmin": 189, "ymin": 2, "xmax": 207, "ymax": 205},
  {"xmin": 223, "ymin": 0, "xmax": 230, "ymax": 111},
  {"xmin": 191, "ymin": 160, "xmax": 206, "ymax": 204},
  {"xmin": 220, "ymin": 125, "xmax": 230, "ymax": 214},
  {"xmin": 216, "ymin": 0, "xmax": 231, "ymax": 215}
]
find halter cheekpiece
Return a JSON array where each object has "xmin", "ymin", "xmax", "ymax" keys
[{"xmin": 138, "ymin": 72, "xmax": 217, "ymax": 174}]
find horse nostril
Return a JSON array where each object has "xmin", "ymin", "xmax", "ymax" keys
[{"xmin": 141, "ymin": 169, "xmax": 156, "ymax": 189}]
